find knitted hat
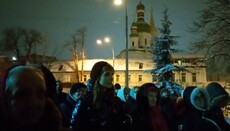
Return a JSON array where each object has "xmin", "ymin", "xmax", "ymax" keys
[
  {"xmin": 90, "ymin": 61, "xmax": 113, "ymax": 84},
  {"xmin": 206, "ymin": 82, "xmax": 230, "ymax": 108}
]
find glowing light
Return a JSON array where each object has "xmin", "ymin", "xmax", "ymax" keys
[
  {"xmin": 104, "ymin": 37, "xmax": 110, "ymax": 43},
  {"xmin": 12, "ymin": 56, "xmax": 17, "ymax": 60},
  {"xmin": 96, "ymin": 39, "xmax": 102, "ymax": 45},
  {"xmin": 114, "ymin": 0, "xmax": 122, "ymax": 6}
]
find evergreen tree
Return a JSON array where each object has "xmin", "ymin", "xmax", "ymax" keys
[
  {"xmin": 148, "ymin": 7, "xmax": 184, "ymax": 97},
  {"xmin": 151, "ymin": 7, "xmax": 178, "ymax": 82}
]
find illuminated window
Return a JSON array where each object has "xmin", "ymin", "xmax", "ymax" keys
[
  {"xmin": 83, "ymin": 75, "xmax": 87, "ymax": 82},
  {"xmin": 138, "ymin": 75, "xmax": 142, "ymax": 82},
  {"xmin": 172, "ymin": 73, "xmax": 175, "ymax": 81},
  {"xmin": 116, "ymin": 75, "xmax": 120, "ymax": 82},
  {"xmin": 192, "ymin": 73, "xmax": 196, "ymax": 82},
  {"xmin": 139, "ymin": 63, "xmax": 143, "ymax": 69},
  {"xmin": 58, "ymin": 65, "xmax": 63, "ymax": 71},
  {"xmin": 181, "ymin": 73, "xmax": 186, "ymax": 82},
  {"xmin": 65, "ymin": 75, "xmax": 70, "ymax": 82}
]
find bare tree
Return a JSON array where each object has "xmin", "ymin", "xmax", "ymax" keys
[
  {"xmin": 189, "ymin": 0, "xmax": 230, "ymax": 80},
  {"xmin": 0, "ymin": 27, "xmax": 57, "ymax": 65},
  {"xmin": 64, "ymin": 27, "xmax": 87, "ymax": 83},
  {"xmin": 1, "ymin": 28, "xmax": 23, "ymax": 59},
  {"xmin": 23, "ymin": 29, "xmax": 44, "ymax": 63}
]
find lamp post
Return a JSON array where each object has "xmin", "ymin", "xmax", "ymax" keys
[
  {"xmin": 178, "ymin": 60, "xmax": 182, "ymax": 83},
  {"xmin": 114, "ymin": 0, "xmax": 129, "ymax": 88},
  {"xmin": 96, "ymin": 37, "xmax": 115, "ymax": 67}
]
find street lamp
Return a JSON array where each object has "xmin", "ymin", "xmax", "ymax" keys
[
  {"xmin": 96, "ymin": 37, "xmax": 115, "ymax": 67},
  {"xmin": 12, "ymin": 56, "xmax": 17, "ymax": 61},
  {"xmin": 114, "ymin": 0, "xmax": 129, "ymax": 88}
]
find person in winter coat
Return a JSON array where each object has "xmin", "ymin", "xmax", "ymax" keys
[
  {"xmin": 205, "ymin": 82, "xmax": 230, "ymax": 131},
  {"xmin": 179, "ymin": 86, "xmax": 221, "ymax": 131},
  {"xmin": 117, "ymin": 87, "xmax": 136, "ymax": 115},
  {"xmin": 114, "ymin": 83, "xmax": 121, "ymax": 95},
  {"xmin": 56, "ymin": 80, "xmax": 67, "ymax": 104},
  {"xmin": 70, "ymin": 61, "xmax": 132, "ymax": 131},
  {"xmin": 130, "ymin": 86, "xmax": 139, "ymax": 100},
  {"xmin": 131, "ymin": 82, "xmax": 169, "ymax": 131},
  {"xmin": 0, "ymin": 65, "xmax": 62, "ymax": 131},
  {"xmin": 35, "ymin": 64, "xmax": 60, "ymax": 107},
  {"xmin": 159, "ymin": 88, "xmax": 180, "ymax": 131},
  {"xmin": 59, "ymin": 82, "xmax": 87, "ymax": 127}
]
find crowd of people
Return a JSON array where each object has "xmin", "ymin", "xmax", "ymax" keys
[{"xmin": 0, "ymin": 61, "xmax": 229, "ymax": 131}]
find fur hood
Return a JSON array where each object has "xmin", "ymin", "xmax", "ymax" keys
[
  {"xmin": 206, "ymin": 82, "xmax": 230, "ymax": 109},
  {"xmin": 183, "ymin": 86, "xmax": 210, "ymax": 111},
  {"xmin": 117, "ymin": 88, "xmax": 126, "ymax": 102}
]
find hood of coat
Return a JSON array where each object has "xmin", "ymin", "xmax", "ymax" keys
[
  {"xmin": 206, "ymin": 82, "xmax": 230, "ymax": 109},
  {"xmin": 130, "ymin": 88, "xmax": 136, "ymax": 100},
  {"xmin": 183, "ymin": 86, "xmax": 210, "ymax": 111},
  {"xmin": 117, "ymin": 88, "xmax": 126, "ymax": 102}
]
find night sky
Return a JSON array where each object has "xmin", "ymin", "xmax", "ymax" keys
[{"xmin": 0, "ymin": 0, "xmax": 206, "ymax": 60}]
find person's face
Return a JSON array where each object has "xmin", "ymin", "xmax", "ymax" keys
[
  {"xmin": 72, "ymin": 87, "xmax": 87, "ymax": 101},
  {"xmin": 99, "ymin": 66, "xmax": 114, "ymax": 88},
  {"xmin": 6, "ymin": 69, "xmax": 46, "ymax": 126},
  {"xmin": 194, "ymin": 92, "xmax": 205, "ymax": 109},
  {"xmin": 115, "ymin": 89, "xmax": 119, "ymax": 94},
  {"xmin": 147, "ymin": 91, "xmax": 158, "ymax": 107}
]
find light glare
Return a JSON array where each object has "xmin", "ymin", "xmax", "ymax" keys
[
  {"xmin": 96, "ymin": 39, "xmax": 102, "ymax": 44},
  {"xmin": 114, "ymin": 0, "xmax": 122, "ymax": 5},
  {"xmin": 104, "ymin": 37, "xmax": 110, "ymax": 43},
  {"xmin": 12, "ymin": 56, "xmax": 17, "ymax": 60}
]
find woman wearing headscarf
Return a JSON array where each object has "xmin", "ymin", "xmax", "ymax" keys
[
  {"xmin": 179, "ymin": 86, "xmax": 221, "ymax": 131},
  {"xmin": 205, "ymin": 82, "xmax": 230, "ymax": 131},
  {"xmin": 131, "ymin": 82, "xmax": 169, "ymax": 131}
]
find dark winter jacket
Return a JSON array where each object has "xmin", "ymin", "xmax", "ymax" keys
[
  {"xmin": 117, "ymin": 87, "xmax": 137, "ymax": 115},
  {"xmin": 131, "ymin": 83, "xmax": 170, "ymax": 131},
  {"xmin": 180, "ymin": 86, "xmax": 221, "ymax": 131},
  {"xmin": 1, "ymin": 98, "xmax": 62, "ymax": 131},
  {"xmin": 59, "ymin": 93, "xmax": 78, "ymax": 127},
  {"xmin": 70, "ymin": 91, "xmax": 131, "ymax": 131},
  {"xmin": 205, "ymin": 82, "xmax": 230, "ymax": 131},
  {"xmin": 206, "ymin": 107, "xmax": 230, "ymax": 131}
]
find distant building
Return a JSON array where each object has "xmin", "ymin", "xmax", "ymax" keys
[
  {"xmin": 49, "ymin": 2, "xmax": 227, "ymax": 93},
  {"xmin": 50, "ymin": 54, "xmax": 207, "ymax": 89}
]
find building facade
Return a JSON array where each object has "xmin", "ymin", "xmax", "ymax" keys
[
  {"xmin": 50, "ymin": 54, "xmax": 207, "ymax": 88},
  {"xmin": 50, "ymin": 1, "xmax": 208, "ymax": 89}
]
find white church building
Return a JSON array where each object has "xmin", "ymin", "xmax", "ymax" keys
[{"xmin": 50, "ymin": 1, "xmax": 208, "ymax": 89}]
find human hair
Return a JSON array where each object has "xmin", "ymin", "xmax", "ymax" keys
[
  {"xmin": 5, "ymin": 65, "xmax": 44, "ymax": 94},
  {"xmin": 92, "ymin": 64, "xmax": 115, "ymax": 109},
  {"xmin": 114, "ymin": 83, "xmax": 121, "ymax": 90}
]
